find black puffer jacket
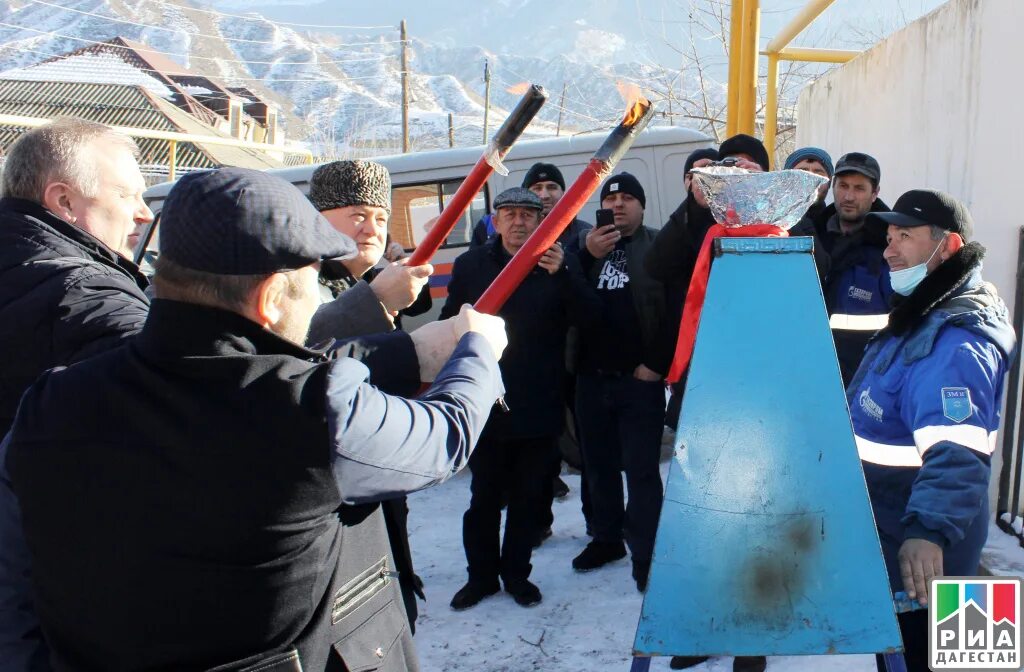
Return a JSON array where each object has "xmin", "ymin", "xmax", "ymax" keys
[{"xmin": 0, "ymin": 198, "xmax": 150, "ymax": 438}]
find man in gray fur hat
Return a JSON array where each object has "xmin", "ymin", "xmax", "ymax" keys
[
  {"xmin": 306, "ymin": 160, "xmax": 436, "ymax": 633},
  {"xmin": 307, "ymin": 160, "xmax": 433, "ymax": 345}
]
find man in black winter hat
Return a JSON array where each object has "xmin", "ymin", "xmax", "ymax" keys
[
  {"xmin": 572, "ymin": 172, "xmax": 674, "ymax": 594},
  {"xmin": 3, "ymin": 167, "xmax": 509, "ymax": 672},
  {"xmin": 718, "ymin": 133, "xmax": 770, "ymax": 172}
]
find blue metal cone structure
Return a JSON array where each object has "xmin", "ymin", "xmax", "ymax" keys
[{"xmin": 633, "ymin": 237, "xmax": 901, "ymax": 658}]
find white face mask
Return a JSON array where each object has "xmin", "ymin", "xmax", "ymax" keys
[{"xmin": 889, "ymin": 236, "xmax": 944, "ymax": 296}]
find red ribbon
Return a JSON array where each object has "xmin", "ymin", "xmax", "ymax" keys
[{"xmin": 666, "ymin": 222, "xmax": 788, "ymax": 383}]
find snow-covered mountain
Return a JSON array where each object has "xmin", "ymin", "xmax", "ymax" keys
[{"xmin": 0, "ymin": 0, "xmax": 725, "ymax": 156}]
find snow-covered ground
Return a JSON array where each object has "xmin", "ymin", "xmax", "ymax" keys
[{"xmin": 406, "ymin": 460, "xmax": 895, "ymax": 672}]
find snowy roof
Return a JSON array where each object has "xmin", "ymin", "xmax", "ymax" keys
[
  {"xmin": 0, "ymin": 52, "xmax": 174, "ymax": 98},
  {"xmin": 0, "ymin": 79, "xmax": 286, "ymax": 172}
]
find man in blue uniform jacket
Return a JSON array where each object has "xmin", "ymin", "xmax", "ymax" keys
[
  {"xmin": 848, "ymin": 189, "xmax": 1015, "ymax": 672},
  {"xmin": 2, "ymin": 168, "xmax": 508, "ymax": 672}
]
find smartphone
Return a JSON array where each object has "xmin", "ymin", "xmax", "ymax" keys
[{"xmin": 595, "ymin": 208, "xmax": 615, "ymax": 231}]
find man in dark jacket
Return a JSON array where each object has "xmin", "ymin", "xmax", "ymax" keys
[
  {"xmin": 0, "ymin": 129, "xmax": 441, "ymax": 670},
  {"xmin": 815, "ymin": 152, "xmax": 894, "ymax": 386},
  {"xmin": 572, "ymin": 172, "xmax": 674, "ymax": 593},
  {"xmin": 0, "ymin": 118, "xmax": 153, "ymax": 443},
  {"xmin": 469, "ymin": 162, "xmax": 591, "ymax": 253},
  {"xmin": 443, "ymin": 187, "xmax": 597, "ymax": 610},
  {"xmin": 4, "ymin": 168, "xmax": 507, "ymax": 672}
]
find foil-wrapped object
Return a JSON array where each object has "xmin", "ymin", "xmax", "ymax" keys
[{"xmin": 691, "ymin": 167, "xmax": 828, "ymax": 231}]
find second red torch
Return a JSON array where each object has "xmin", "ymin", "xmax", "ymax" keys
[{"xmin": 473, "ymin": 97, "xmax": 656, "ymax": 314}]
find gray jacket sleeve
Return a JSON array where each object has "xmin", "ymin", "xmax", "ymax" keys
[
  {"xmin": 308, "ymin": 281, "xmax": 393, "ymax": 345},
  {"xmin": 326, "ymin": 332, "xmax": 504, "ymax": 504}
]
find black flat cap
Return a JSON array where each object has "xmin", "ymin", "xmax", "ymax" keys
[
  {"xmin": 159, "ymin": 167, "xmax": 357, "ymax": 275},
  {"xmin": 835, "ymin": 152, "xmax": 881, "ymax": 183}
]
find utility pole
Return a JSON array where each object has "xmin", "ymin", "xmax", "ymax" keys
[
  {"xmin": 482, "ymin": 59, "xmax": 490, "ymax": 144},
  {"xmin": 556, "ymin": 82, "xmax": 566, "ymax": 136},
  {"xmin": 447, "ymin": 113, "xmax": 454, "ymax": 148},
  {"xmin": 400, "ymin": 19, "xmax": 410, "ymax": 153}
]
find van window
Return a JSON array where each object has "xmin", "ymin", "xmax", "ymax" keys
[{"xmin": 391, "ymin": 179, "xmax": 488, "ymax": 251}]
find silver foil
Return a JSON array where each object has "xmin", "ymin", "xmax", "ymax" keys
[{"xmin": 691, "ymin": 167, "xmax": 828, "ymax": 231}]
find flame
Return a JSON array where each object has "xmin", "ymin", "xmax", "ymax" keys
[
  {"xmin": 615, "ymin": 80, "xmax": 648, "ymax": 126},
  {"xmin": 616, "ymin": 80, "xmax": 642, "ymax": 105},
  {"xmin": 506, "ymin": 81, "xmax": 531, "ymax": 95},
  {"xmin": 621, "ymin": 96, "xmax": 651, "ymax": 126}
]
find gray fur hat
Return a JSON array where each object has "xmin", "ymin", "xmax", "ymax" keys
[
  {"xmin": 309, "ymin": 160, "xmax": 391, "ymax": 214},
  {"xmin": 493, "ymin": 187, "xmax": 543, "ymax": 211}
]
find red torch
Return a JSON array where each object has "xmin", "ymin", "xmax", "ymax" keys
[
  {"xmin": 406, "ymin": 84, "xmax": 548, "ymax": 266},
  {"xmin": 473, "ymin": 96, "xmax": 656, "ymax": 314}
]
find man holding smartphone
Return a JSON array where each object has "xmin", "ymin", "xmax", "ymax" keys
[{"xmin": 571, "ymin": 173, "xmax": 675, "ymax": 593}]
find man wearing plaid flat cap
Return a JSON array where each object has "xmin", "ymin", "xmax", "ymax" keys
[{"xmin": 3, "ymin": 167, "xmax": 508, "ymax": 672}]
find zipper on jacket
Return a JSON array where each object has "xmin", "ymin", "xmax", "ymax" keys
[{"xmin": 332, "ymin": 556, "xmax": 391, "ymax": 624}]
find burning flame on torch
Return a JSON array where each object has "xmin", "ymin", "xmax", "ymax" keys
[
  {"xmin": 506, "ymin": 82, "xmax": 531, "ymax": 95},
  {"xmin": 615, "ymin": 80, "xmax": 649, "ymax": 126}
]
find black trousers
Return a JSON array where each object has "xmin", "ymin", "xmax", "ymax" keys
[
  {"xmin": 876, "ymin": 610, "xmax": 928, "ymax": 672},
  {"xmin": 576, "ymin": 372, "xmax": 665, "ymax": 565},
  {"xmin": 462, "ymin": 435, "xmax": 558, "ymax": 585},
  {"xmin": 538, "ymin": 373, "xmax": 591, "ymax": 534}
]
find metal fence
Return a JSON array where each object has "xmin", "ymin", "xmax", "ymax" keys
[{"xmin": 996, "ymin": 227, "xmax": 1024, "ymax": 544}]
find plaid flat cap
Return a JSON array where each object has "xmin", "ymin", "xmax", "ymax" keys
[
  {"xmin": 493, "ymin": 187, "xmax": 543, "ymax": 210},
  {"xmin": 309, "ymin": 160, "xmax": 392, "ymax": 214},
  {"xmin": 159, "ymin": 167, "xmax": 357, "ymax": 275}
]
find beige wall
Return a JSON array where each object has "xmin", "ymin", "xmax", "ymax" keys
[{"xmin": 797, "ymin": 0, "xmax": 1023, "ymax": 509}]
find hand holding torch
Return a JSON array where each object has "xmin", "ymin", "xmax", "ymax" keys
[
  {"xmin": 407, "ymin": 84, "xmax": 548, "ymax": 266},
  {"xmin": 473, "ymin": 97, "xmax": 656, "ymax": 314}
]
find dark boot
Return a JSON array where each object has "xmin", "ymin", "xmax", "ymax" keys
[
  {"xmin": 504, "ymin": 579, "xmax": 542, "ymax": 607},
  {"xmin": 632, "ymin": 559, "xmax": 650, "ymax": 592},
  {"xmin": 532, "ymin": 527, "xmax": 553, "ymax": 549},
  {"xmin": 669, "ymin": 656, "xmax": 710, "ymax": 669},
  {"xmin": 553, "ymin": 476, "xmax": 570, "ymax": 499},
  {"xmin": 571, "ymin": 540, "xmax": 626, "ymax": 572},
  {"xmin": 449, "ymin": 582, "xmax": 499, "ymax": 611},
  {"xmin": 733, "ymin": 656, "xmax": 767, "ymax": 672}
]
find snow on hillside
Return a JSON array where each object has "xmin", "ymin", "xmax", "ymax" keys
[{"xmin": 0, "ymin": 0, "xmax": 724, "ymax": 156}]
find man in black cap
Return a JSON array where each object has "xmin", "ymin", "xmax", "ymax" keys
[
  {"xmin": 2, "ymin": 167, "xmax": 508, "ymax": 671},
  {"xmin": 442, "ymin": 187, "xmax": 598, "ymax": 611},
  {"xmin": 815, "ymin": 152, "xmax": 894, "ymax": 386},
  {"xmin": 572, "ymin": 172, "xmax": 674, "ymax": 593},
  {"xmin": 848, "ymin": 190, "xmax": 1014, "ymax": 672}
]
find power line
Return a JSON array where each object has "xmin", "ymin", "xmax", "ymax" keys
[
  {"xmin": 0, "ymin": 43, "xmax": 403, "ymax": 84},
  {"xmin": 27, "ymin": 0, "xmax": 403, "ymax": 48},
  {"xmin": 145, "ymin": 0, "xmax": 395, "ymax": 30},
  {"xmin": 0, "ymin": 23, "xmax": 393, "ymax": 66}
]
